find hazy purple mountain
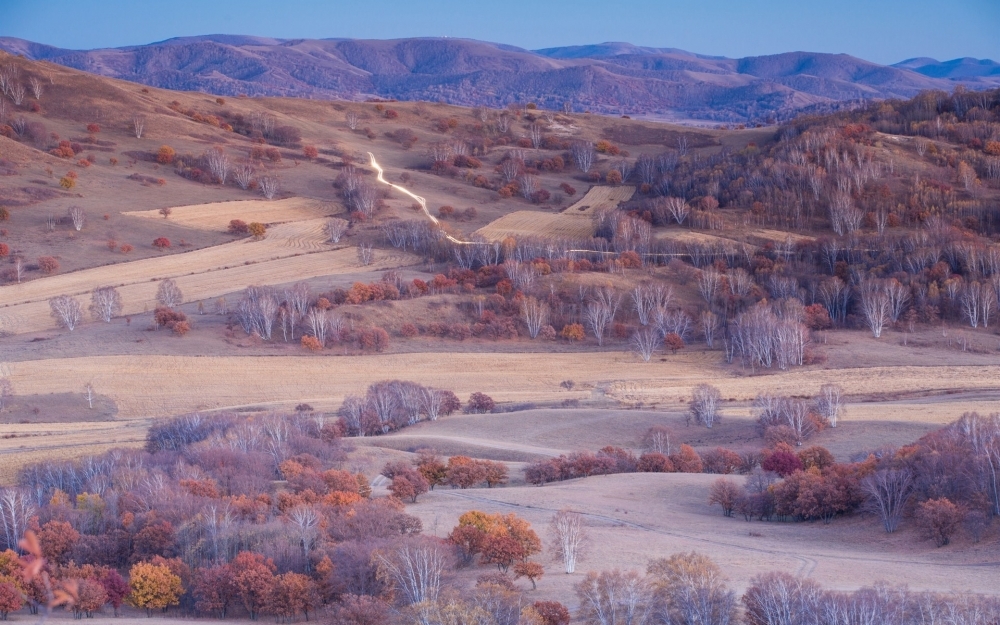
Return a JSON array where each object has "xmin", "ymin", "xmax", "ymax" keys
[
  {"xmin": 2, "ymin": 35, "xmax": 997, "ymax": 122},
  {"xmin": 893, "ymin": 57, "xmax": 1000, "ymax": 80}
]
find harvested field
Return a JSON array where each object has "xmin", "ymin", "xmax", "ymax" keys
[
  {"xmin": 7, "ymin": 350, "xmax": 1000, "ymax": 420},
  {"xmin": 406, "ymin": 473, "xmax": 1000, "ymax": 603},
  {"xmin": 655, "ymin": 228, "xmax": 743, "ymax": 247},
  {"xmin": 0, "ymin": 220, "xmax": 418, "ymax": 334},
  {"xmin": 123, "ymin": 197, "xmax": 341, "ymax": 231},
  {"xmin": 475, "ymin": 210, "xmax": 596, "ymax": 242},
  {"xmin": 563, "ymin": 185, "xmax": 636, "ymax": 216}
]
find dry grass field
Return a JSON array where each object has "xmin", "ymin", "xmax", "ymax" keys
[
  {"xmin": 563, "ymin": 185, "xmax": 636, "ymax": 216},
  {"xmin": 405, "ymin": 473, "xmax": 1000, "ymax": 605},
  {"xmin": 0, "ymin": 220, "xmax": 418, "ymax": 334},
  {"xmin": 6, "ymin": 350, "xmax": 999, "ymax": 419},
  {"xmin": 474, "ymin": 185, "xmax": 635, "ymax": 241},
  {"xmin": 122, "ymin": 197, "xmax": 341, "ymax": 231},
  {"xmin": 475, "ymin": 210, "xmax": 597, "ymax": 242}
]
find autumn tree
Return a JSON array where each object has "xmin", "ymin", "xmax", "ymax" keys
[
  {"xmin": 75, "ymin": 578, "xmax": 108, "ymax": 618},
  {"xmin": 388, "ymin": 468, "xmax": 430, "ymax": 503},
  {"xmin": 513, "ymin": 561, "xmax": 544, "ymax": 590},
  {"xmin": 268, "ymin": 572, "xmax": 317, "ymax": 621},
  {"xmin": 533, "ymin": 601, "xmax": 571, "ymax": 625},
  {"xmin": 38, "ymin": 519, "xmax": 79, "ymax": 564},
  {"xmin": 916, "ymin": 498, "xmax": 963, "ymax": 547},
  {"xmin": 101, "ymin": 569, "xmax": 128, "ymax": 616},
  {"xmin": 157, "ymin": 145, "xmax": 175, "ymax": 165},
  {"xmin": 49, "ymin": 295, "xmax": 83, "ymax": 331},
  {"xmin": 127, "ymin": 561, "xmax": 183, "ymax": 616},
  {"xmin": 549, "ymin": 509, "xmax": 587, "ymax": 574},
  {"xmin": 414, "ymin": 450, "xmax": 448, "ymax": 489},
  {"xmin": 231, "ymin": 551, "xmax": 276, "ymax": 620},
  {"xmin": 575, "ymin": 569, "xmax": 651, "ymax": 625},
  {"xmin": 194, "ymin": 564, "xmax": 237, "ymax": 618},
  {"xmin": 708, "ymin": 479, "xmax": 742, "ymax": 517},
  {"xmin": 0, "ymin": 582, "xmax": 22, "ymax": 620}
]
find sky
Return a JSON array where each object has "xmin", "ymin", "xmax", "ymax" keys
[{"xmin": 1, "ymin": 0, "xmax": 998, "ymax": 64}]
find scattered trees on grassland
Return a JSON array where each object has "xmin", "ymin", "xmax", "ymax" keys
[{"xmin": 89, "ymin": 286, "xmax": 122, "ymax": 322}]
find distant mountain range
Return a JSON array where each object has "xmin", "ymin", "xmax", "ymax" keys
[{"xmin": 1, "ymin": 36, "xmax": 997, "ymax": 122}]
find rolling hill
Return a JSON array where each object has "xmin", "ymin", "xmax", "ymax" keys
[{"xmin": 2, "ymin": 35, "xmax": 998, "ymax": 123}]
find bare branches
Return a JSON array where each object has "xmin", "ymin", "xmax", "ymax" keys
[
  {"xmin": 584, "ymin": 287, "xmax": 620, "ymax": 346},
  {"xmin": 68, "ymin": 206, "xmax": 85, "ymax": 231},
  {"xmin": 345, "ymin": 111, "xmax": 360, "ymax": 130},
  {"xmin": 49, "ymin": 295, "xmax": 83, "ymax": 331},
  {"xmin": 233, "ymin": 162, "xmax": 254, "ymax": 190},
  {"xmin": 204, "ymin": 147, "xmax": 230, "ymax": 185},
  {"xmin": 631, "ymin": 328, "xmax": 661, "ymax": 362},
  {"xmin": 89, "ymin": 286, "xmax": 122, "ymax": 322},
  {"xmin": 156, "ymin": 279, "xmax": 183, "ymax": 308},
  {"xmin": 815, "ymin": 383, "xmax": 844, "ymax": 428},
  {"xmin": 131, "ymin": 114, "xmax": 146, "ymax": 139},
  {"xmin": 520, "ymin": 296, "xmax": 548, "ymax": 339},
  {"xmin": 28, "ymin": 76, "xmax": 43, "ymax": 100},
  {"xmin": 258, "ymin": 176, "xmax": 280, "ymax": 200},
  {"xmin": 863, "ymin": 469, "xmax": 913, "ymax": 533},
  {"xmin": 550, "ymin": 509, "xmax": 587, "ymax": 574},
  {"xmin": 689, "ymin": 384, "xmax": 721, "ymax": 428},
  {"xmin": 571, "ymin": 141, "xmax": 595, "ymax": 173},
  {"xmin": 357, "ymin": 243, "xmax": 374, "ymax": 266},
  {"xmin": 326, "ymin": 217, "xmax": 349, "ymax": 243}
]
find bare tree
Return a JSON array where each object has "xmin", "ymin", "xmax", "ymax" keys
[
  {"xmin": 205, "ymin": 147, "xmax": 231, "ymax": 184},
  {"xmin": 259, "ymin": 176, "xmax": 280, "ymax": 200},
  {"xmin": 960, "ymin": 281, "xmax": 994, "ymax": 328},
  {"xmin": 576, "ymin": 570, "xmax": 652, "ymax": 625},
  {"xmin": 521, "ymin": 296, "xmax": 548, "ymax": 339},
  {"xmin": 49, "ymin": 295, "xmax": 83, "ymax": 331},
  {"xmin": 345, "ymin": 111, "xmax": 360, "ymax": 130},
  {"xmin": 815, "ymin": 383, "xmax": 844, "ymax": 428},
  {"xmin": 12, "ymin": 257, "xmax": 24, "ymax": 284},
  {"xmin": 84, "ymin": 382, "xmax": 95, "ymax": 409},
  {"xmin": 632, "ymin": 284, "xmax": 673, "ymax": 327},
  {"xmin": 0, "ymin": 488, "xmax": 35, "ymax": 551},
  {"xmin": 550, "ymin": 509, "xmax": 587, "ymax": 574},
  {"xmin": 156, "ymin": 278, "xmax": 183, "ymax": 308},
  {"xmin": 700, "ymin": 310, "xmax": 718, "ymax": 347},
  {"xmin": 131, "ymin": 114, "xmax": 146, "ymax": 139},
  {"xmin": 233, "ymin": 162, "xmax": 254, "ymax": 190},
  {"xmin": 353, "ymin": 183, "xmax": 379, "ymax": 218},
  {"xmin": 571, "ymin": 141, "xmax": 595, "ymax": 173},
  {"xmin": 631, "ymin": 328, "xmax": 661, "ymax": 362},
  {"xmin": 28, "ymin": 76, "xmax": 43, "ymax": 100},
  {"xmin": 90, "ymin": 286, "xmax": 122, "ymax": 322},
  {"xmin": 528, "ymin": 123, "xmax": 542, "ymax": 149},
  {"xmin": 663, "ymin": 197, "xmax": 690, "ymax": 225},
  {"xmin": 8, "ymin": 82, "xmax": 25, "ymax": 106},
  {"xmin": 859, "ymin": 281, "xmax": 891, "ymax": 338},
  {"xmin": 863, "ymin": 469, "xmax": 913, "ymax": 533},
  {"xmin": 884, "ymin": 278, "xmax": 910, "ymax": 323},
  {"xmin": 326, "ymin": 217, "xmax": 349, "ymax": 243},
  {"xmin": 235, "ymin": 286, "xmax": 280, "ymax": 340},
  {"xmin": 697, "ymin": 268, "xmax": 722, "ymax": 306},
  {"xmin": 500, "ymin": 157, "xmax": 522, "ymax": 184},
  {"xmin": 519, "ymin": 174, "xmax": 538, "ymax": 200},
  {"xmin": 375, "ymin": 541, "xmax": 448, "ymax": 606},
  {"xmin": 357, "ymin": 243, "xmax": 374, "ymax": 266},
  {"xmin": 689, "ymin": 384, "xmax": 721, "ymax": 428},
  {"xmin": 0, "ymin": 378, "xmax": 12, "ymax": 412},
  {"xmin": 68, "ymin": 205, "xmax": 85, "ymax": 231},
  {"xmin": 584, "ymin": 287, "xmax": 621, "ymax": 346}
]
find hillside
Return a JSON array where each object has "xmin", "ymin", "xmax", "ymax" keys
[{"xmin": 3, "ymin": 35, "xmax": 998, "ymax": 123}]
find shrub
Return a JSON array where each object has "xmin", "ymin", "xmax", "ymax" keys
[
  {"xmin": 157, "ymin": 145, "xmax": 176, "ymax": 164},
  {"xmin": 303, "ymin": 145, "xmax": 318, "ymax": 159},
  {"xmin": 0, "ymin": 207, "xmax": 8, "ymax": 221},
  {"xmin": 670, "ymin": 445, "xmax": 703, "ymax": 473},
  {"xmin": 228, "ymin": 219, "xmax": 250, "ymax": 235},
  {"xmin": 37, "ymin": 256, "xmax": 59, "ymax": 274},
  {"xmin": 59, "ymin": 176, "xmax": 76, "ymax": 189},
  {"xmin": 916, "ymin": 498, "xmax": 963, "ymax": 547},
  {"xmin": 358, "ymin": 327, "xmax": 390, "ymax": 352},
  {"xmin": 248, "ymin": 222, "xmax": 266, "ymax": 239},
  {"xmin": 120, "ymin": 244, "xmax": 134, "ymax": 254},
  {"xmin": 0, "ymin": 243, "xmax": 8, "ymax": 257},
  {"xmin": 560, "ymin": 323, "xmax": 585, "ymax": 341},
  {"xmin": 400, "ymin": 323, "xmax": 419, "ymax": 337},
  {"xmin": 152, "ymin": 237, "xmax": 171, "ymax": 249},
  {"xmin": 467, "ymin": 392, "xmax": 495, "ymax": 413},
  {"xmin": 86, "ymin": 123, "xmax": 101, "ymax": 133},
  {"xmin": 301, "ymin": 335, "xmax": 323, "ymax": 351},
  {"xmin": 761, "ymin": 444, "xmax": 803, "ymax": 477}
]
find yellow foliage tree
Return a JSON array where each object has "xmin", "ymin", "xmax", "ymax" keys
[{"xmin": 127, "ymin": 562, "xmax": 182, "ymax": 616}]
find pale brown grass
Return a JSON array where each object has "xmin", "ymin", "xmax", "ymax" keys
[
  {"xmin": 0, "ymin": 220, "xmax": 418, "ymax": 334},
  {"xmin": 475, "ymin": 211, "xmax": 596, "ymax": 242},
  {"xmin": 7, "ymin": 350, "xmax": 1000, "ymax": 420},
  {"xmin": 123, "ymin": 197, "xmax": 340, "ymax": 232},
  {"xmin": 563, "ymin": 185, "xmax": 636, "ymax": 216}
]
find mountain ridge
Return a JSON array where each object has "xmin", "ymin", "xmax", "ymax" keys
[{"xmin": 2, "ymin": 35, "xmax": 997, "ymax": 122}]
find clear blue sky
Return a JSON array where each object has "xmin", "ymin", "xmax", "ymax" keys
[{"xmin": 1, "ymin": 0, "xmax": 997, "ymax": 64}]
